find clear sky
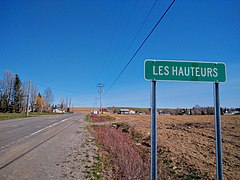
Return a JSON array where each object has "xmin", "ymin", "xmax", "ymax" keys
[{"xmin": 1, "ymin": 0, "xmax": 239, "ymax": 108}]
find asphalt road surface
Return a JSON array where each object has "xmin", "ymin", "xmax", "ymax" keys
[{"xmin": 0, "ymin": 113, "xmax": 96, "ymax": 180}]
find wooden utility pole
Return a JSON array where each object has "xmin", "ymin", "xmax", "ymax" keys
[
  {"xmin": 25, "ymin": 81, "xmax": 31, "ymax": 117},
  {"xmin": 97, "ymin": 83, "xmax": 103, "ymax": 114}
]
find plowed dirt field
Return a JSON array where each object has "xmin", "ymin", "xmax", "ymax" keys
[{"xmin": 110, "ymin": 114, "xmax": 240, "ymax": 179}]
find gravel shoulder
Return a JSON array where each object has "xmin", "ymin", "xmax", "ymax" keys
[{"xmin": 0, "ymin": 114, "xmax": 98, "ymax": 180}]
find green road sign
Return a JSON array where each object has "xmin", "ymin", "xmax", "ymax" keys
[{"xmin": 144, "ymin": 60, "xmax": 226, "ymax": 82}]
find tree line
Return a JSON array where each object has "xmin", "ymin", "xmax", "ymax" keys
[
  {"xmin": 158, "ymin": 105, "xmax": 240, "ymax": 115},
  {"xmin": 0, "ymin": 70, "xmax": 54, "ymax": 113}
]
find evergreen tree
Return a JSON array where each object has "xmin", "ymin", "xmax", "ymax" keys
[{"xmin": 12, "ymin": 74, "xmax": 22, "ymax": 113}]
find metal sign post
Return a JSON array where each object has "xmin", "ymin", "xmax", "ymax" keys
[
  {"xmin": 214, "ymin": 82, "xmax": 223, "ymax": 180},
  {"xmin": 144, "ymin": 59, "xmax": 226, "ymax": 180},
  {"xmin": 151, "ymin": 80, "xmax": 157, "ymax": 180}
]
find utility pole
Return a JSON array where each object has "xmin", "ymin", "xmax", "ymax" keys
[
  {"xmin": 69, "ymin": 97, "xmax": 72, "ymax": 113},
  {"xmin": 26, "ymin": 81, "xmax": 31, "ymax": 117},
  {"xmin": 92, "ymin": 98, "xmax": 98, "ymax": 114},
  {"xmin": 97, "ymin": 83, "xmax": 103, "ymax": 114}
]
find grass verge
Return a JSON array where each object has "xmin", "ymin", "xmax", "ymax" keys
[
  {"xmin": 0, "ymin": 112, "xmax": 58, "ymax": 121},
  {"xmin": 85, "ymin": 114, "xmax": 115, "ymax": 122}
]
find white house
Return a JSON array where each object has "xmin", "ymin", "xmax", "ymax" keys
[
  {"xmin": 129, "ymin": 110, "xmax": 136, "ymax": 114},
  {"xmin": 53, "ymin": 109, "xmax": 65, "ymax": 114},
  {"xmin": 119, "ymin": 109, "xmax": 130, "ymax": 114}
]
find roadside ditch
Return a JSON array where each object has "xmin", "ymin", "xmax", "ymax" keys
[{"xmin": 85, "ymin": 114, "xmax": 210, "ymax": 179}]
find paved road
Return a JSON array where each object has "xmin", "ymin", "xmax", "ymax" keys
[
  {"xmin": 0, "ymin": 113, "xmax": 96, "ymax": 180},
  {"xmin": 0, "ymin": 114, "xmax": 77, "ymax": 150}
]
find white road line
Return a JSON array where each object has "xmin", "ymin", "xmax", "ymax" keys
[
  {"xmin": 0, "ymin": 117, "xmax": 72, "ymax": 151},
  {"xmin": 30, "ymin": 117, "xmax": 70, "ymax": 136}
]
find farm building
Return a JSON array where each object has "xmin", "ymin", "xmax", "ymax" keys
[
  {"xmin": 102, "ymin": 108, "xmax": 109, "ymax": 114},
  {"xmin": 119, "ymin": 109, "xmax": 136, "ymax": 114},
  {"xmin": 119, "ymin": 109, "xmax": 130, "ymax": 114}
]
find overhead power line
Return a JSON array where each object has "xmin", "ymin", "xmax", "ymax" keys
[
  {"xmin": 34, "ymin": 81, "xmax": 95, "ymax": 95},
  {"xmin": 120, "ymin": 0, "xmax": 159, "ymax": 60},
  {"xmin": 105, "ymin": 0, "xmax": 176, "ymax": 94},
  {"xmin": 100, "ymin": 0, "xmax": 126, "ymax": 81}
]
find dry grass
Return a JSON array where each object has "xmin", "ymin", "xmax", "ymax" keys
[{"xmin": 71, "ymin": 107, "xmax": 91, "ymax": 115}]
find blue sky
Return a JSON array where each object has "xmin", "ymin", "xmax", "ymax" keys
[{"xmin": 1, "ymin": 0, "xmax": 239, "ymax": 108}]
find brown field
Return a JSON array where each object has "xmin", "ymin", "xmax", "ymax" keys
[
  {"xmin": 110, "ymin": 114, "xmax": 240, "ymax": 179},
  {"xmin": 71, "ymin": 107, "xmax": 91, "ymax": 114}
]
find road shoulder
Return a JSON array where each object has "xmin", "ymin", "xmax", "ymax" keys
[{"xmin": 0, "ymin": 115, "xmax": 98, "ymax": 180}]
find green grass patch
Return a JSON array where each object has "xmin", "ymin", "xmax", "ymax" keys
[
  {"xmin": 0, "ymin": 112, "xmax": 59, "ymax": 121},
  {"xmin": 84, "ymin": 114, "xmax": 92, "ymax": 122},
  {"xmin": 84, "ymin": 153, "xmax": 102, "ymax": 180},
  {"xmin": 29, "ymin": 112, "xmax": 56, "ymax": 116},
  {"xmin": 0, "ymin": 113, "xmax": 27, "ymax": 121}
]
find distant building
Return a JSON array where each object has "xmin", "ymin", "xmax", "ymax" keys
[
  {"xmin": 137, "ymin": 112, "xmax": 146, "ymax": 115},
  {"xmin": 224, "ymin": 110, "xmax": 240, "ymax": 115},
  {"xmin": 232, "ymin": 111, "xmax": 240, "ymax": 115},
  {"xmin": 102, "ymin": 108, "xmax": 109, "ymax": 114},
  {"xmin": 53, "ymin": 109, "xmax": 65, "ymax": 114},
  {"xmin": 93, "ymin": 110, "xmax": 99, "ymax": 114},
  {"xmin": 119, "ymin": 109, "xmax": 130, "ymax": 114},
  {"xmin": 129, "ymin": 110, "xmax": 136, "ymax": 114}
]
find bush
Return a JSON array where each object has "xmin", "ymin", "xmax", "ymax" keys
[
  {"xmin": 90, "ymin": 114, "xmax": 115, "ymax": 122},
  {"xmin": 93, "ymin": 125, "xmax": 150, "ymax": 179}
]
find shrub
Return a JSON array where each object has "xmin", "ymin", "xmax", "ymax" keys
[
  {"xmin": 90, "ymin": 114, "xmax": 115, "ymax": 122},
  {"xmin": 93, "ymin": 125, "xmax": 150, "ymax": 179}
]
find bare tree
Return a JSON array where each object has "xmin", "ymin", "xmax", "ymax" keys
[
  {"xmin": 59, "ymin": 98, "xmax": 65, "ymax": 109},
  {"xmin": 1, "ymin": 71, "xmax": 15, "ymax": 112},
  {"xmin": 29, "ymin": 83, "xmax": 38, "ymax": 112},
  {"xmin": 65, "ymin": 97, "xmax": 68, "ymax": 110},
  {"xmin": 43, "ymin": 87, "xmax": 54, "ymax": 112},
  {"xmin": 21, "ymin": 81, "xmax": 33, "ymax": 112},
  {"xmin": 21, "ymin": 81, "xmax": 28, "ymax": 112}
]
